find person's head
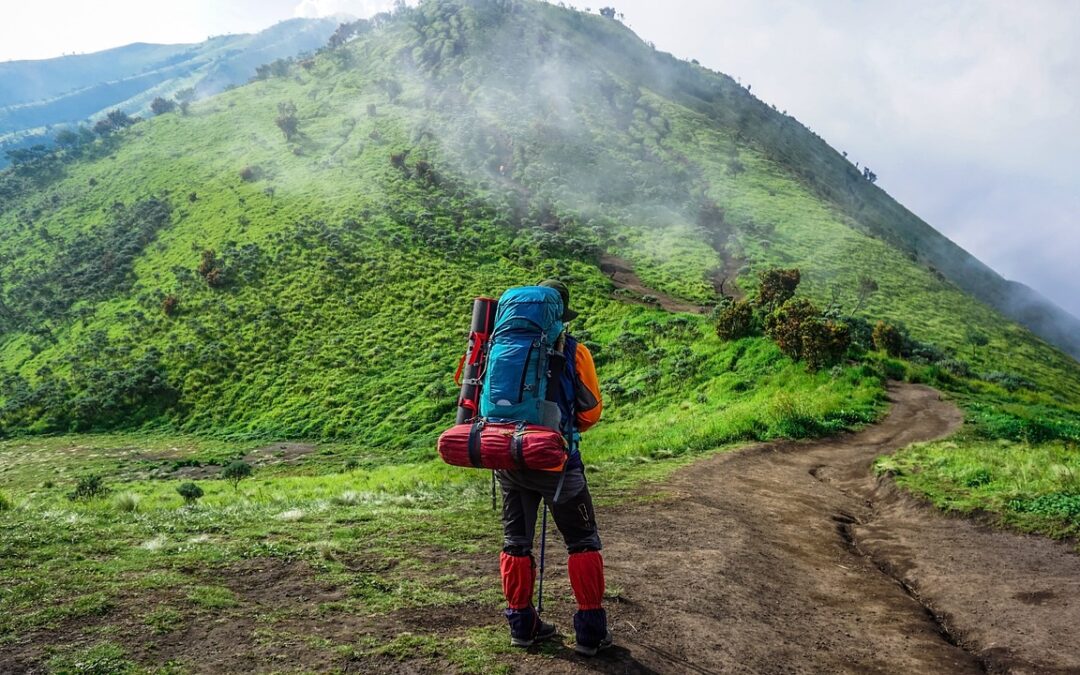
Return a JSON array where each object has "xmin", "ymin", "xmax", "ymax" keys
[{"xmin": 539, "ymin": 279, "xmax": 579, "ymax": 321}]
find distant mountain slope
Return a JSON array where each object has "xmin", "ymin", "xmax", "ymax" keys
[
  {"xmin": 0, "ymin": 0, "xmax": 1075, "ymax": 439},
  {"xmin": 0, "ymin": 18, "xmax": 341, "ymax": 159}
]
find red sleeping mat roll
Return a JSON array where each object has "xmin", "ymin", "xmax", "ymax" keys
[{"xmin": 438, "ymin": 420, "xmax": 567, "ymax": 471}]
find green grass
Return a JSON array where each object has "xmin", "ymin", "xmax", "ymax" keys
[
  {"xmin": 879, "ymin": 437, "xmax": 1080, "ymax": 541},
  {"xmin": 0, "ymin": 0, "xmax": 1079, "ymax": 671},
  {"xmin": 46, "ymin": 641, "xmax": 136, "ymax": 675},
  {"xmin": 0, "ymin": 345, "xmax": 883, "ymax": 668},
  {"xmin": 143, "ymin": 607, "xmax": 183, "ymax": 635}
]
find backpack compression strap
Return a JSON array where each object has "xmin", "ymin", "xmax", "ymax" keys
[
  {"xmin": 467, "ymin": 419, "xmax": 485, "ymax": 468},
  {"xmin": 510, "ymin": 421, "xmax": 528, "ymax": 470}
]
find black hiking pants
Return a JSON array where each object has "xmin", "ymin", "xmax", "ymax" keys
[{"xmin": 497, "ymin": 466, "xmax": 602, "ymax": 555}]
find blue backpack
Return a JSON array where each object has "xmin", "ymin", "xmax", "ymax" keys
[{"xmin": 480, "ymin": 286, "xmax": 565, "ymax": 429}]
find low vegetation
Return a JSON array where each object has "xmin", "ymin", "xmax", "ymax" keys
[{"xmin": 0, "ymin": 0, "xmax": 1077, "ymax": 670}]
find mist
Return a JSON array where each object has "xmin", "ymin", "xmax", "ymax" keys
[{"xmin": 602, "ymin": 0, "xmax": 1080, "ymax": 321}]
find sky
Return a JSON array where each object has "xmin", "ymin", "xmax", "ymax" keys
[{"xmin": 1, "ymin": 0, "xmax": 1077, "ymax": 317}]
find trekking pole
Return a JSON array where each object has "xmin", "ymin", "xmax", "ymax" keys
[{"xmin": 537, "ymin": 504, "xmax": 548, "ymax": 614}]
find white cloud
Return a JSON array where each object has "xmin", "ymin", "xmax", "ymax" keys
[
  {"xmin": 293, "ymin": 0, "xmax": 410, "ymax": 19},
  {"xmin": 613, "ymin": 0, "xmax": 1080, "ymax": 318}
]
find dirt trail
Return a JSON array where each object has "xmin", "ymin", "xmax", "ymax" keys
[
  {"xmin": 522, "ymin": 384, "xmax": 1080, "ymax": 674},
  {"xmin": 599, "ymin": 255, "xmax": 710, "ymax": 314}
]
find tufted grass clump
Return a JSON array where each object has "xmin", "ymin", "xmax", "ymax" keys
[{"xmin": 112, "ymin": 492, "xmax": 140, "ymax": 513}]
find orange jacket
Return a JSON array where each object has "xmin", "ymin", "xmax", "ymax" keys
[{"xmin": 573, "ymin": 341, "xmax": 602, "ymax": 432}]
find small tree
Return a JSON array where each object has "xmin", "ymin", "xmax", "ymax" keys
[
  {"xmin": 177, "ymin": 482, "xmax": 204, "ymax": 505},
  {"xmin": 151, "ymin": 97, "xmax": 177, "ymax": 115},
  {"xmin": 276, "ymin": 101, "xmax": 299, "ymax": 140},
  {"xmin": 175, "ymin": 88, "xmax": 196, "ymax": 115},
  {"xmin": 106, "ymin": 109, "xmax": 136, "ymax": 129},
  {"xmin": 851, "ymin": 275, "xmax": 879, "ymax": 316},
  {"xmin": 872, "ymin": 321, "xmax": 904, "ymax": 357},
  {"xmin": 197, "ymin": 249, "xmax": 226, "ymax": 288},
  {"xmin": 599, "ymin": 6, "xmax": 617, "ymax": 19},
  {"xmin": 222, "ymin": 461, "xmax": 252, "ymax": 491},
  {"xmin": 756, "ymin": 268, "xmax": 801, "ymax": 311},
  {"xmin": 54, "ymin": 128, "xmax": 81, "ymax": 150},
  {"xmin": 93, "ymin": 118, "xmax": 115, "ymax": 137},
  {"xmin": 378, "ymin": 78, "xmax": 402, "ymax": 103},
  {"xmin": 965, "ymin": 329, "xmax": 989, "ymax": 358}
]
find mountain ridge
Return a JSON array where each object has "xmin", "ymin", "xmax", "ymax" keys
[
  {"xmin": 0, "ymin": 18, "xmax": 341, "ymax": 162},
  {"xmin": 0, "ymin": 0, "xmax": 1076, "ymax": 440}
]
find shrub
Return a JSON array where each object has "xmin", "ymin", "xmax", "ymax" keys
[
  {"xmin": 878, "ymin": 358, "xmax": 907, "ymax": 381},
  {"xmin": 800, "ymin": 319, "xmax": 851, "ymax": 371},
  {"xmin": 68, "ymin": 474, "xmax": 109, "ymax": 501},
  {"xmin": 113, "ymin": 492, "xmax": 140, "ymax": 512},
  {"xmin": 756, "ymin": 268, "xmax": 800, "ymax": 310},
  {"xmin": 1008, "ymin": 492, "xmax": 1080, "ymax": 519},
  {"xmin": 177, "ymin": 482, "xmax": 204, "ymax": 505},
  {"xmin": 0, "ymin": 491, "xmax": 12, "ymax": 511},
  {"xmin": 275, "ymin": 101, "xmax": 299, "ymax": 140},
  {"xmin": 198, "ymin": 249, "xmax": 226, "ymax": 288},
  {"xmin": 845, "ymin": 315, "xmax": 874, "ymax": 350},
  {"xmin": 611, "ymin": 331, "xmax": 647, "ymax": 357},
  {"xmin": 872, "ymin": 321, "xmax": 904, "ymax": 356},
  {"xmin": 222, "ymin": 461, "xmax": 253, "ymax": 490},
  {"xmin": 424, "ymin": 381, "xmax": 450, "ymax": 400},
  {"xmin": 983, "ymin": 371, "xmax": 1037, "ymax": 392},
  {"xmin": 937, "ymin": 358, "xmax": 971, "ymax": 378},
  {"xmin": 239, "ymin": 165, "xmax": 261, "ymax": 182},
  {"xmin": 765, "ymin": 298, "xmax": 816, "ymax": 361},
  {"xmin": 715, "ymin": 300, "xmax": 756, "ymax": 341},
  {"xmin": 150, "ymin": 97, "xmax": 177, "ymax": 115},
  {"xmin": 343, "ymin": 458, "xmax": 360, "ymax": 472},
  {"xmin": 161, "ymin": 294, "xmax": 179, "ymax": 317},
  {"xmin": 764, "ymin": 298, "xmax": 849, "ymax": 370}
]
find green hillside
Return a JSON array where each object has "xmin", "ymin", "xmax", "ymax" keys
[
  {"xmin": 1, "ymin": 1, "xmax": 1079, "ymax": 669},
  {"xmin": 1, "ymin": 0, "xmax": 1076, "ymax": 437},
  {"xmin": 0, "ymin": 18, "xmax": 340, "ymax": 164}
]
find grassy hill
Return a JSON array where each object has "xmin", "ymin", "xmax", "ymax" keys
[
  {"xmin": 0, "ymin": 0, "xmax": 1076, "ymax": 435},
  {"xmin": 0, "ymin": 18, "xmax": 340, "ymax": 163},
  {"xmin": 0, "ymin": 1, "xmax": 1078, "ymax": 670}
]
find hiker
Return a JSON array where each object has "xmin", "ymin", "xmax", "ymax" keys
[{"xmin": 497, "ymin": 280, "xmax": 612, "ymax": 656}]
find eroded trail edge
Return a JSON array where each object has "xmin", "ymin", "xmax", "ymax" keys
[{"xmin": 524, "ymin": 384, "xmax": 1080, "ymax": 675}]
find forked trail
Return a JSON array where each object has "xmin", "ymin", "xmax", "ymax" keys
[{"xmin": 524, "ymin": 384, "xmax": 1080, "ymax": 674}]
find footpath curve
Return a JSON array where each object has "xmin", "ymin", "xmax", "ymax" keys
[{"xmin": 522, "ymin": 384, "xmax": 1080, "ymax": 674}]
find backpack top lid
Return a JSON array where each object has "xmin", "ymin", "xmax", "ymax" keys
[{"xmin": 493, "ymin": 285, "xmax": 565, "ymax": 337}]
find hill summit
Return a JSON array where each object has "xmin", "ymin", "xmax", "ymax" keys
[{"xmin": 0, "ymin": 0, "xmax": 1077, "ymax": 441}]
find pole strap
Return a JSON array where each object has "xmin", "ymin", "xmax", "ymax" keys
[{"xmin": 538, "ymin": 504, "xmax": 548, "ymax": 614}]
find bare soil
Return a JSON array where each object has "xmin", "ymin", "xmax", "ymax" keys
[
  {"xmin": 515, "ymin": 384, "xmax": 1080, "ymax": 674},
  {"xmin": 166, "ymin": 442, "xmax": 318, "ymax": 479},
  {"xmin": 599, "ymin": 255, "xmax": 711, "ymax": 314}
]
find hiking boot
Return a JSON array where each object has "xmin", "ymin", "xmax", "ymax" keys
[
  {"xmin": 510, "ymin": 619, "xmax": 558, "ymax": 648},
  {"xmin": 574, "ymin": 629, "xmax": 613, "ymax": 656}
]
